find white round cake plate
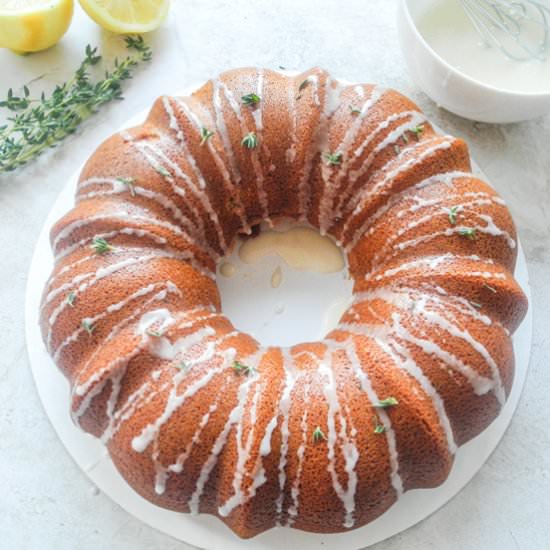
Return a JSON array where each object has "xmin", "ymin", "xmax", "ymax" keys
[{"xmin": 25, "ymin": 96, "xmax": 532, "ymax": 549}]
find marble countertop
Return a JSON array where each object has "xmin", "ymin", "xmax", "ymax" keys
[{"xmin": 1, "ymin": 1, "xmax": 549, "ymax": 549}]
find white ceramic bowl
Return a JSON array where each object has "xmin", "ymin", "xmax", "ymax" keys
[{"xmin": 397, "ymin": 0, "xmax": 550, "ymax": 123}]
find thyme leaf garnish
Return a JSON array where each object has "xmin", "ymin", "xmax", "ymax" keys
[
  {"xmin": 410, "ymin": 124, "xmax": 424, "ymax": 140},
  {"xmin": 241, "ymin": 132, "xmax": 258, "ymax": 149},
  {"xmin": 200, "ymin": 127, "xmax": 215, "ymax": 146},
  {"xmin": 117, "ymin": 176, "xmax": 136, "ymax": 196},
  {"xmin": 155, "ymin": 165, "xmax": 170, "ymax": 177},
  {"xmin": 82, "ymin": 319, "xmax": 95, "ymax": 336},
  {"xmin": 312, "ymin": 426, "xmax": 327, "ymax": 443},
  {"xmin": 374, "ymin": 397, "xmax": 399, "ymax": 408},
  {"xmin": 324, "ymin": 151, "xmax": 342, "ymax": 166},
  {"xmin": 233, "ymin": 360, "xmax": 256, "ymax": 376},
  {"xmin": 91, "ymin": 237, "xmax": 114, "ymax": 255},
  {"xmin": 448, "ymin": 206, "xmax": 459, "ymax": 226},
  {"xmin": 458, "ymin": 227, "xmax": 477, "ymax": 240},
  {"xmin": 66, "ymin": 292, "xmax": 76, "ymax": 307},
  {"xmin": 91, "ymin": 237, "xmax": 115, "ymax": 254},
  {"xmin": 241, "ymin": 93, "xmax": 260, "ymax": 106}
]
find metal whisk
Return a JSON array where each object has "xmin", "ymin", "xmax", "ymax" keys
[{"xmin": 459, "ymin": 0, "xmax": 550, "ymax": 61}]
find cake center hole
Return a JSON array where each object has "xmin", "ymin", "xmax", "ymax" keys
[{"xmin": 216, "ymin": 221, "xmax": 354, "ymax": 347}]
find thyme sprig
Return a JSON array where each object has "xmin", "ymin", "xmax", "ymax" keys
[
  {"xmin": 459, "ymin": 227, "xmax": 477, "ymax": 240},
  {"xmin": 0, "ymin": 36, "xmax": 152, "ymax": 173},
  {"xmin": 312, "ymin": 426, "xmax": 327, "ymax": 443},
  {"xmin": 410, "ymin": 124, "xmax": 424, "ymax": 140},
  {"xmin": 324, "ymin": 151, "xmax": 342, "ymax": 166},
  {"xmin": 233, "ymin": 360, "xmax": 256, "ymax": 376},
  {"xmin": 374, "ymin": 397, "xmax": 399, "ymax": 408},
  {"xmin": 448, "ymin": 205, "xmax": 459, "ymax": 225},
  {"xmin": 241, "ymin": 132, "xmax": 258, "ymax": 149},
  {"xmin": 91, "ymin": 237, "xmax": 115, "ymax": 254},
  {"xmin": 117, "ymin": 176, "xmax": 136, "ymax": 196},
  {"xmin": 66, "ymin": 292, "xmax": 76, "ymax": 307},
  {"xmin": 241, "ymin": 93, "xmax": 260, "ymax": 106},
  {"xmin": 200, "ymin": 127, "xmax": 215, "ymax": 146},
  {"xmin": 82, "ymin": 319, "xmax": 95, "ymax": 336}
]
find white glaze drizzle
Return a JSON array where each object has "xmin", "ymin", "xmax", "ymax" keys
[
  {"xmin": 216, "ymin": 79, "xmax": 270, "ymax": 222},
  {"xmin": 285, "ymin": 382, "xmax": 311, "ymax": 525},
  {"xmin": 349, "ymin": 285, "xmax": 504, "ymax": 404},
  {"xmin": 343, "ymin": 138, "xmax": 455, "ymax": 250},
  {"xmin": 218, "ymin": 380, "xmax": 263, "ymax": 516},
  {"xmin": 120, "ymin": 129, "xmax": 222, "ymax": 258},
  {"xmin": 274, "ymin": 348, "xmax": 300, "ymax": 522},
  {"xmin": 52, "ymin": 211, "xmax": 200, "ymax": 260},
  {"xmin": 78, "ymin": 177, "xmax": 199, "ymax": 243},
  {"xmin": 53, "ymin": 282, "xmax": 169, "ymax": 362},
  {"xmin": 162, "ymin": 96, "xmax": 229, "ymax": 251},
  {"xmin": 188, "ymin": 350, "xmax": 261, "ymax": 515},
  {"xmin": 174, "ymin": 96, "xmax": 250, "ymax": 232},
  {"xmin": 318, "ymin": 359, "xmax": 359, "ymax": 528},
  {"xmin": 44, "ymin": 250, "xmax": 208, "ymax": 353},
  {"xmin": 328, "ymin": 337, "xmax": 404, "ymax": 496}
]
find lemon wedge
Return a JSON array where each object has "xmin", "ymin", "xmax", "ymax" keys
[
  {"xmin": 79, "ymin": 0, "xmax": 169, "ymax": 33},
  {"xmin": 0, "ymin": 0, "xmax": 74, "ymax": 53}
]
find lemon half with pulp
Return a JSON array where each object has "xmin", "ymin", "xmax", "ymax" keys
[
  {"xmin": 0, "ymin": 0, "xmax": 74, "ymax": 53},
  {"xmin": 79, "ymin": 0, "xmax": 169, "ymax": 34}
]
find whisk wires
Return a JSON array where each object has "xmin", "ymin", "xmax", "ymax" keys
[{"xmin": 460, "ymin": 0, "xmax": 550, "ymax": 61}]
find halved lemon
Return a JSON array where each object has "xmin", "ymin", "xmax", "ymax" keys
[
  {"xmin": 79, "ymin": 0, "xmax": 169, "ymax": 34},
  {"xmin": 0, "ymin": 0, "xmax": 74, "ymax": 53}
]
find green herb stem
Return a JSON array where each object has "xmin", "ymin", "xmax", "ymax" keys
[{"xmin": 0, "ymin": 36, "xmax": 152, "ymax": 173}]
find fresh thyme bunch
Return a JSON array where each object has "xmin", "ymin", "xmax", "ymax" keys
[{"xmin": 0, "ymin": 36, "xmax": 152, "ymax": 174}]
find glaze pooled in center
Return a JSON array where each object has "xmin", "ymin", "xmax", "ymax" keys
[{"xmin": 238, "ymin": 226, "xmax": 345, "ymax": 273}]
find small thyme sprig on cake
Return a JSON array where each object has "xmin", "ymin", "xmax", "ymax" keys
[
  {"xmin": 91, "ymin": 237, "xmax": 115, "ymax": 254},
  {"xmin": 232, "ymin": 360, "xmax": 256, "ymax": 376},
  {"xmin": 324, "ymin": 151, "xmax": 342, "ymax": 166},
  {"xmin": 373, "ymin": 417, "xmax": 386, "ymax": 434},
  {"xmin": 0, "ymin": 36, "xmax": 152, "ymax": 173},
  {"xmin": 81, "ymin": 319, "xmax": 95, "ymax": 336},
  {"xmin": 241, "ymin": 93, "xmax": 261, "ymax": 106},
  {"xmin": 117, "ymin": 176, "xmax": 136, "ymax": 196},
  {"xmin": 448, "ymin": 205, "xmax": 459, "ymax": 225},
  {"xmin": 312, "ymin": 426, "xmax": 327, "ymax": 443},
  {"xmin": 409, "ymin": 124, "xmax": 424, "ymax": 141},
  {"xmin": 459, "ymin": 227, "xmax": 477, "ymax": 240},
  {"xmin": 200, "ymin": 127, "xmax": 215, "ymax": 146},
  {"xmin": 241, "ymin": 132, "xmax": 258, "ymax": 149},
  {"xmin": 374, "ymin": 397, "xmax": 399, "ymax": 408}
]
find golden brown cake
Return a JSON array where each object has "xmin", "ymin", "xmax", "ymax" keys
[{"xmin": 39, "ymin": 67, "xmax": 528, "ymax": 539}]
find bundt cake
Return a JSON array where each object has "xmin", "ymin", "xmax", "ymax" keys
[{"xmin": 39, "ymin": 67, "xmax": 528, "ymax": 539}]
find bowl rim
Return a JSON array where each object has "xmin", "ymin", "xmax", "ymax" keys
[{"xmin": 400, "ymin": 0, "xmax": 550, "ymax": 99}]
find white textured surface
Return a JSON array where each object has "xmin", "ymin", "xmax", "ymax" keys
[{"xmin": 0, "ymin": 2, "xmax": 549, "ymax": 549}]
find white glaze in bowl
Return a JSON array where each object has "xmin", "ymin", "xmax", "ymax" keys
[{"xmin": 397, "ymin": 0, "xmax": 550, "ymax": 123}]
